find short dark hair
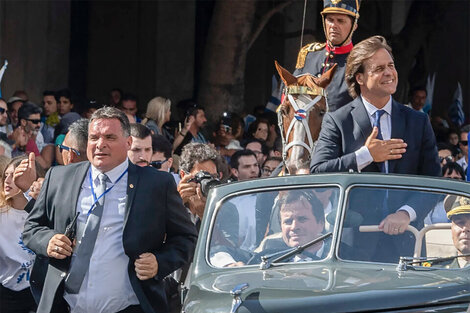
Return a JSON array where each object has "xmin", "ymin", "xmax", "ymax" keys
[
  {"xmin": 121, "ymin": 93, "xmax": 138, "ymax": 102},
  {"xmin": 345, "ymin": 35, "xmax": 393, "ymax": 98},
  {"xmin": 43, "ymin": 90, "xmax": 59, "ymax": 103},
  {"xmin": 460, "ymin": 124, "xmax": 470, "ymax": 134},
  {"xmin": 186, "ymin": 103, "xmax": 204, "ymax": 118},
  {"xmin": 442, "ymin": 162, "xmax": 465, "ymax": 180},
  {"xmin": 263, "ymin": 156, "xmax": 282, "ymax": 167},
  {"xmin": 130, "ymin": 123, "xmax": 151, "ymax": 139},
  {"xmin": 437, "ymin": 142, "xmax": 453, "ymax": 152},
  {"xmin": 57, "ymin": 88, "xmax": 74, "ymax": 103},
  {"xmin": 180, "ymin": 143, "xmax": 218, "ymax": 173},
  {"xmin": 278, "ymin": 190, "xmax": 325, "ymax": 225},
  {"xmin": 243, "ymin": 138, "xmax": 269, "ymax": 155},
  {"xmin": 18, "ymin": 102, "xmax": 42, "ymax": 122},
  {"xmin": 230, "ymin": 149, "xmax": 257, "ymax": 170},
  {"xmin": 409, "ymin": 86, "xmax": 427, "ymax": 98},
  {"xmin": 90, "ymin": 106, "xmax": 130, "ymax": 137},
  {"xmin": 67, "ymin": 118, "xmax": 89, "ymax": 155},
  {"xmin": 152, "ymin": 134, "xmax": 172, "ymax": 159}
]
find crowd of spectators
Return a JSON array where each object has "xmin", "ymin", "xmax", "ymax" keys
[{"xmin": 0, "ymin": 85, "xmax": 469, "ymax": 313}]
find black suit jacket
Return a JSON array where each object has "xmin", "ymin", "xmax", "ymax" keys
[
  {"xmin": 23, "ymin": 161, "xmax": 198, "ymax": 313},
  {"xmin": 310, "ymin": 97, "xmax": 441, "ymax": 176}
]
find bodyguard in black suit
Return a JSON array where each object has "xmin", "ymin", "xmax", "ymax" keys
[
  {"xmin": 23, "ymin": 107, "xmax": 197, "ymax": 313},
  {"xmin": 311, "ymin": 36, "xmax": 440, "ymax": 239}
]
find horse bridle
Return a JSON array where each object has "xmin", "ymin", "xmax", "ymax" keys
[{"xmin": 277, "ymin": 84, "xmax": 327, "ymax": 164}]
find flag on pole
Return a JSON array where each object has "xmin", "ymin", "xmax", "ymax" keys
[
  {"xmin": 423, "ymin": 72, "xmax": 435, "ymax": 114},
  {"xmin": 266, "ymin": 75, "xmax": 282, "ymax": 113},
  {"xmin": 448, "ymin": 82, "xmax": 465, "ymax": 127},
  {"xmin": 0, "ymin": 60, "xmax": 8, "ymax": 98}
]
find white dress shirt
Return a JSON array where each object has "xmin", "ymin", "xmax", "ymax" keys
[
  {"xmin": 229, "ymin": 194, "xmax": 257, "ymax": 252},
  {"xmin": 354, "ymin": 96, "xmax": 416, "ymax": 222},
  {"xmin": 457, "ymin": 156, "xmax": 468, "ymax": 171},
  {"xmin": 355, "ymin": 96, "xmax": 392, "ymax": 172},
  {"xmin": 64, "ymin": 159, "xmax": 139, "ymax": 313}
]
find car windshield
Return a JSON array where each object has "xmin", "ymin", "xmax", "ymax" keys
[
  {"xmin": 339, "ymin": 186, "xmax": 469, "ymax": 268},
  {"xmin": 208, "ymin": 186, "xmax": 339, "ymax": 268}
]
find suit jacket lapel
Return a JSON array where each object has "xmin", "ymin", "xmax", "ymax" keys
[
  {"xmin": 70, "ymin": 162, "xmax": 91, "ymax": 220},
  {"xmin": 389, "ymin": 100, "xmax": 405, "ymax": 173},
  {"xmin": 124, "ymin": 161, "xmax": 138, "ymax": 229},
  {"xmin": 350, "ymin": 97, "xmax": 373, "ymax": 142}
]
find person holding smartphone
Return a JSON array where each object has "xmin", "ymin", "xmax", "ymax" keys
[{"xmin": 173, "ymin": 104, "xmax": 208, "ymax": 155}]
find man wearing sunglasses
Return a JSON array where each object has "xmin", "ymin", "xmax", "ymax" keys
[
  {"xmin": 0, "ymin": 98, "xmax": 12, "ymax": 136},
  {"xmin": 457, "ymin": 125, "xmax": 470, "ymax": 172},
  {"xmin": 59, "ymin": 118, "xmax": 89, "ymax": 165},
  {"xmin": 151, "ymin": 134, "xmax": 180, "ymax": 183},
  {"xmin": 16, "ymin": 103, "xmax": 53, "ymax": 170}
]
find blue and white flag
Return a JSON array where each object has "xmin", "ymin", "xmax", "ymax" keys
[
  {"xmin": 266, "ymin": 75, "xmax": 282, "ymax": 112},
  {"xmin": 423, "ymin": 72, "xmax": 435, "ymax": 114},
  {"xmin": 448, "ymin": 82, "xmax": 465, "ymax": 127}
]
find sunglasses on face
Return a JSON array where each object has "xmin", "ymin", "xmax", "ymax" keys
[
  {"xmin": 439, "ymin": 156, "xmax": 453, "ymax": 163},
  {"xmin": 57, "ymin": 144, "xmax": 81, "ymax": 156},
  {"xmin": 0, "ymin": 108, "xmax": 6, "ymax": 115},
  {"xmin": 26, "ymin": 118, "xmax": 41, "ymax": 124},
  {"xmin": 150, "ymin": 159, "xmax": 168, "ymax": 169},
  {"xmin": 460, "ymin": 141, "xmax": 468, "ymax": 146}
]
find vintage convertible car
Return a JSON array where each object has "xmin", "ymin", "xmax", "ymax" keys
[{"xmin": 181, "ymin": 173, "xmax": 470, "ymax": 313}]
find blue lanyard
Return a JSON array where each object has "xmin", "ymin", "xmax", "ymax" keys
[{"xmin": 86, "ymin": 168, "xmax": 128, "ymax": 217}]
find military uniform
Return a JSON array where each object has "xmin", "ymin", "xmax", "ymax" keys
[
  {"xmin": 293, "ymin": 0, "xmax": 361, "ymax": 112},
  {"xmin": 294, "ymin": 42, "xmax": 353, "ymax": 112}
]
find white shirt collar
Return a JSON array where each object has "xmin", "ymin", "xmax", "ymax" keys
[
  {"xmin": 361, "ymin": 95, "xmax": 392, "ymax": 117},
  {"xmin": 91, "ymin": 158, "xmax": 129, "ymax": 184}
]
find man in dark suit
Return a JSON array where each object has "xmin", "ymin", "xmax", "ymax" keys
[
  {"xmin": 23, "ymin": 107, "xmax": 197, "ymax": 313},
  {"xmin": 311, "ymin": 36, "xmax": 440, "ymax": 240}
]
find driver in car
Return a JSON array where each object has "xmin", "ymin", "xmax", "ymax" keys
[
  {"xmin": 245, "ymin": 190, "xmax": 328, "ymax": 264},
  {"xmin": 442, "ymin": 195, "xmax": 470, "ymax": 268},
  {"xmin": 278, "ymin": 191, "xmax": 326, "ymax": 261}
]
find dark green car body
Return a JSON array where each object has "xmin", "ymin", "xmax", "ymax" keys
[{"xmin": 182, "ymin": 173, "xmax": 470, "ymax": 312}]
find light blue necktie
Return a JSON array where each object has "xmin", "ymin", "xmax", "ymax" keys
[
  {"xmin": 373, "ymin": 110, "xmax": 386, "ymax": 173},
  {"xmin": 65, "ymin": 173, "xmax": 108, "ymax": 294}
]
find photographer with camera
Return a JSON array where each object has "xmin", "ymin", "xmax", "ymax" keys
[{"xmin": 178, "ymin": 143, "xmax": 220, "ymax": 221}]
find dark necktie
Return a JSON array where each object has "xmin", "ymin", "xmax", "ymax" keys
[
  {"xmin": 373, "ymin": 110, "xmax": 386, "ymax": 173},
  {"xmin": 65, "ymin": 173, "xmax": 108, "ymax": 294}
]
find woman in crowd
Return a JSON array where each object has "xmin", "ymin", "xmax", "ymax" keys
[
  {"xmin": 142, "ymin": 96, "xmax": 173, "ymax": 143},
  {"xmin": 249, "ymin": 119, "xmax": 269, "ymax": 142},
  {"xmin": 0, "ymin": 156, "xmax": 44, "ymax": 313}
]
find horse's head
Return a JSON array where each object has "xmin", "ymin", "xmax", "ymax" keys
[{"xmin": 275, "ymin": 61, "xmax": 336, "ymax": 174}]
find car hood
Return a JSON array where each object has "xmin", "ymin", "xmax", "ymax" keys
[{"xmin": 183, "ymin": 263, "xmax": 470, "ymax": 312}]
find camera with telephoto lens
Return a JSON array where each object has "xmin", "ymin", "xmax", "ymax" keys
[{"xmin": 188, "ymin": 170, "xmax": 221, "ymax": 197}]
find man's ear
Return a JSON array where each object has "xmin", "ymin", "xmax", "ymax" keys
[
  {"xmin": 20, "ymin": 119, "xmax": 27, "ymax": 127},
  {"xmin": 167, "ymin": 157, "xmax": 173, "ymax": 170},
  {"xmin": 231, "ymin": 168, "xmax": 239, "ymax": 178},
  {"xmin": 68, "ymin": 150, "xmax": 75, "ymax": 164},
  {"xmin": 126, "ymin": 136, "xmax": 132, "ymax": 150},
  {"xmin": 355, "ymin": 73, "xmax": 364, "ymax": 86}
]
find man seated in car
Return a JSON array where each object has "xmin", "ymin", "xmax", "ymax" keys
[
  {"xmin": 441, "ymin": 195, "xmax": 470, "ymax": 268},
  {"xmin": 249, "ymin": 190, "xmax": 328, "ymax": 264}
]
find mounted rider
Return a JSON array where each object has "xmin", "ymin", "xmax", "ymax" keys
[{"xmin": 294, "ymin": 0, "xmax": 361, "ymax": 112}]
